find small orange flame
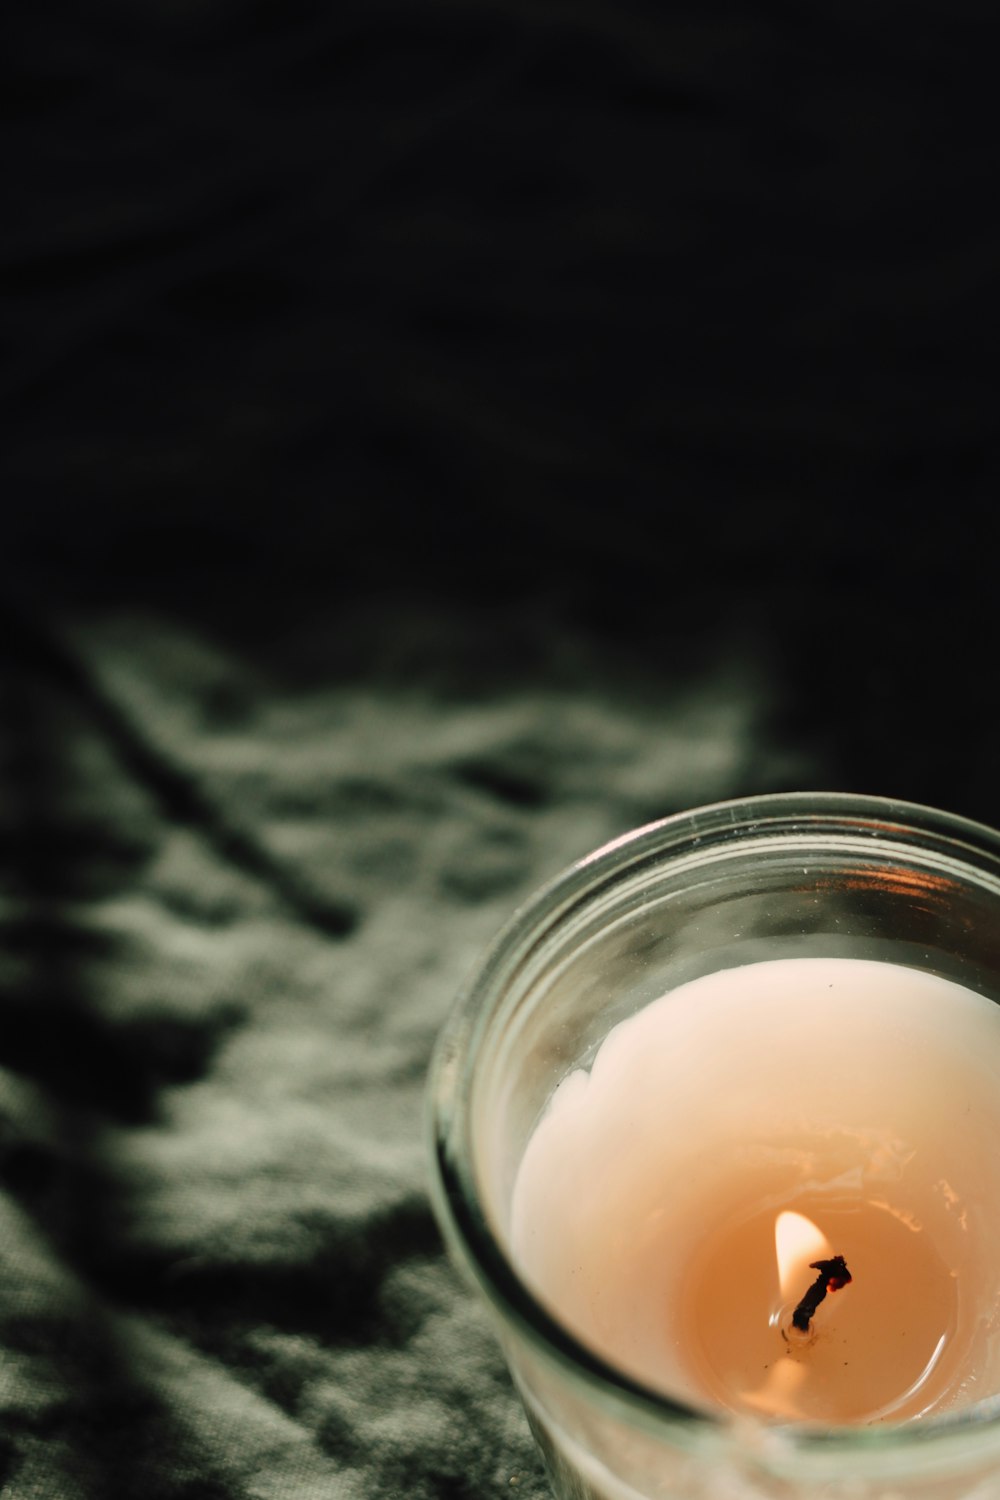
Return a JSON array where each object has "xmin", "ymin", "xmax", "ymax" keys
[{"xmin": 774, "ymin": 1211, "xmax": 833, "ymax": 1300}]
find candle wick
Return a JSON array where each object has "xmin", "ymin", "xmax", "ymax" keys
[{"xmin": 790, "ymin": 1255, "xmax": 853, "ymax": 1333}]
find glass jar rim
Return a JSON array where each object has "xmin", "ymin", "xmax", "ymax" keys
[{"xmin": 427, "ymin": 791, "xmax": 1000, "ymax": 1470}]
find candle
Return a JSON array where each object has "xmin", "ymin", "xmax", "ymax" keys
[
  {"xmin": 510, "ymin": 956, "xmax": 1000, "ymax": 1427},
  {"xmin": 429, "ymin": 795, "xmax": 1000, "ymax": 1500}
]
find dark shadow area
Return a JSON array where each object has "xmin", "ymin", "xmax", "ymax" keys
[
  {"xmin": 8, "ymin": 0, "xmax": 999, "ymax": 821},
  {"xmin": 120, "ymin": 1193, "xmax": 443, "ymax": 1360}
]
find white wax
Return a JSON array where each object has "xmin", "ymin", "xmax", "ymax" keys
[{"xmin": 509, "ymin": 957, "xmax": 1000, "ymax": 1419}]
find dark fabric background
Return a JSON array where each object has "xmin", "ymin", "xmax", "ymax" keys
[{"xmin": 4, "ymin": 2, "xmax": 1000, "ymax": 1496}]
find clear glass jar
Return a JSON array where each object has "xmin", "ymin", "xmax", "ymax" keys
[{"xmin": 427, "ymin": 793, "xmax": 1000, "ymax": 1500}]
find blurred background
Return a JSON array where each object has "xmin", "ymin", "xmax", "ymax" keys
[
  {"xmin": 3, "ymin": 1, "xmax": 1000, "ymax": 1495},
  {"xmin": 9, "ymin": 0, "xmax": 1000, "ymax": 811}
]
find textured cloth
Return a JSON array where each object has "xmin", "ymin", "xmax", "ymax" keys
[{"xmin": 1, "ymin": 600, "xmax": 811, "ymax": 1499}]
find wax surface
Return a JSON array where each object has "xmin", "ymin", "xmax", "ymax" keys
[{"xmin": 509, "ymin": 958, "xmax": 1000, "ymax": 1424}]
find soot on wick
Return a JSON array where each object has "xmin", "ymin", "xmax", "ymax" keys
[{"xmin": 791, "ymin": 1256, "xmax": 853, "ymax": 1333}]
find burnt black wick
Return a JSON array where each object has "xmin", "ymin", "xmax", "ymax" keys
[{"xmin": 791, "ymin": 1256, "xmax": 853, "ymax": 1332}]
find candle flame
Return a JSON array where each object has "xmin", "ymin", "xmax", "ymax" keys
[{"xmin": 775, "ymin": 1211, "xmax": 833, "ymax": 1300}]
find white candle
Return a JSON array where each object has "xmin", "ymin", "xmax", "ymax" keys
[{"xmin": 510, "ymin": 957, "xmax": 1000, "ymax": 1426}]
